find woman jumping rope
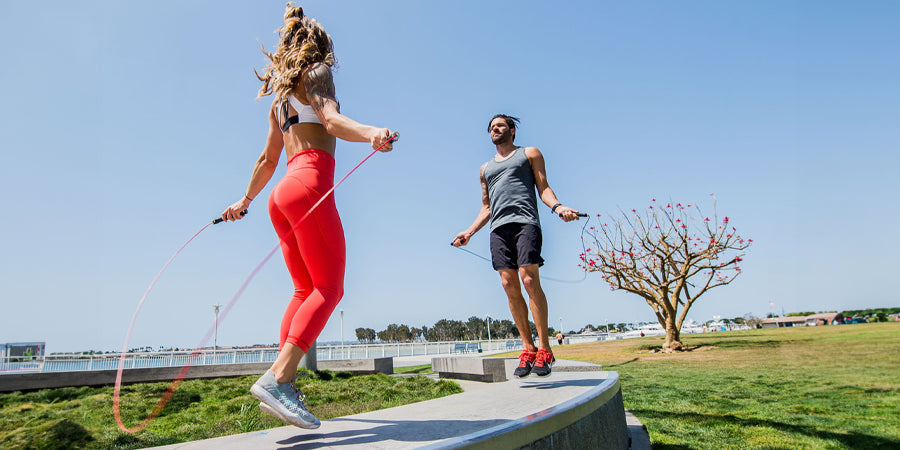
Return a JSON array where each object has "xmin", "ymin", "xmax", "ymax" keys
[{"xmin": 221, "ymin": 3, "xmax": 395, "ymax": 429}]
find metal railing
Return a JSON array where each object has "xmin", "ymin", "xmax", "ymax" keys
[{"xmin": 0, "ymin": 339, "xmax": 524, "ymax": 375}]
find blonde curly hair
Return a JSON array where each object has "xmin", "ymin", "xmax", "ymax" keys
[{"xmin": 255, "ymin": 3, "xmax": 336, "ymax": 100}]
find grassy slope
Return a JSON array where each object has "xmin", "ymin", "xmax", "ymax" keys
[
  {"xmin": 555, "ymin": 322, "xmax": 900, "ymax": 449},
  {"xmin": 0, "ymin": 370, "xmax": 461, "ymax": 449}
]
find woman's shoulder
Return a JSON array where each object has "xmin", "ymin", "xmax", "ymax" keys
[{"xmin": 301, "ymin": 62, "xmax": 334, "ymax": 83}]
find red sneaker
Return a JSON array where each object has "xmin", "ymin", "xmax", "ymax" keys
[
  {"xmin": 533, "ymin": 349, "xmax": 555, "ymax": 377},
  {"xmin": 513, "ymin": 349, "xmax": 537, "ymax": 378}
]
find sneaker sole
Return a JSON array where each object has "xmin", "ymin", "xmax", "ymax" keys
[{"xmin": 251, "ymin": 384, "xmax": 320, "ymax": 429}]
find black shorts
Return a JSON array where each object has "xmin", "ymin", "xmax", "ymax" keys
[{"xmin": 489, "ymin": 223, "xmax": 544, "ymax": 270}]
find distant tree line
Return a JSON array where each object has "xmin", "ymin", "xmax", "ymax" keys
[
  {"xmin": 841, "ymin": 307, "xmax": 898, "ymax": 322},
  {"xmin": 779, "ymin": 308, "xmax": 898, "ymax": 323},
  {"xmin": 356, "ymin": 316, "xmax": 547, "ymax": 343}
]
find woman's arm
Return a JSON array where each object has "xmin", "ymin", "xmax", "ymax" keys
[
  {"xmin": 221, "ymin": 104, "xmax": 284, "ymax": 222},
  {"xmin": 303, "ymin": 63, "xmax": 393, "ymax": 151}
]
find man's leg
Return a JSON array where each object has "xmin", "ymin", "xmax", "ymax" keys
[
  {"xmin": 519, "ymin": 264, "xmax": 551, "ymax": 351},
  {"xmin": 498, "ymin": 268, "xmax": 537, "ymax": 352}
]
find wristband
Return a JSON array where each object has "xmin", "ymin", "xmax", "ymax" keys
[
  {"xmin": 551, "ymin": 203, "xmax": 562, "ymax": 213},
  {"xmin": 244, "ymin": 194, "xmax": 254, "ymax": 202}
]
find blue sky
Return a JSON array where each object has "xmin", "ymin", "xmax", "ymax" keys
[{"xmin": 2, "ymin": 1, "xmax": 898, "ymax": 353}]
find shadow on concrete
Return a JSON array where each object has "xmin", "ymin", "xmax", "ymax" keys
[
  {"xmin": 274, "ymin": 418, "xmax": 508, "ymax": 448},
  {"xmin": 515, "ymin": 378, "xmax": 601, "ymax": 390},
  {"xmin": 629, "ymin": 409, "xmax": 900, "ymax": 450}
]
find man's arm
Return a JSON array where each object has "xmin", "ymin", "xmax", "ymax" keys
[
  {"xmin": 525, "ymin": 147, "xmax": 579, "ymax": 222},
  {"xmin": 452, "ymin": 164, "xmax": 491, "ymax": 246}
]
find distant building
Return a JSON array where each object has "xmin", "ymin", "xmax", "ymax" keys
[
  {"xmin": 760, "ymin": 313, "xmax": 844, "ymax": 328},
  {"xmin": 0, "ymin": 342, "xmax": 45, "ymax": 361},
  {"xmin": 760, "ymin": 316, "xmax": 807, "ymax": 328},
  {"xmin": 805, "ymin": 312, "xmax": 844, "ymax": 326}
]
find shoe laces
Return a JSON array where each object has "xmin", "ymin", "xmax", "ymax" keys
[
  {"xmin": 518, "ymin": 350, "xmax": 537, "ymax": 367},
  {"xmin": 535, "ymin": 349, "xmax": 554, "ymax": 367}
]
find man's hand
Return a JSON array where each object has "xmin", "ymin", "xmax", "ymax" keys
[
  {"xmin": 452, "ymin": 231, "xmax": 472, "ymax": 247},
  {"xmin": 556, "ymin": 205, "xmax": 580, "ymax": 222}
]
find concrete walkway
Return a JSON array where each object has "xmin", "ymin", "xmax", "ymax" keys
[{"xmin": 152, "ymin": 360, "xmax": 649, "ymax": 449}]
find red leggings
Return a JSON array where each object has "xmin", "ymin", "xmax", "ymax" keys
[{"xmin": 268, "ymin": 149, "xmax": 345, "ymax": 353}]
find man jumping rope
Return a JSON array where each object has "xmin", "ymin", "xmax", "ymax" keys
[{"xmin": 453, "ymin": 114, "xmax": 581, "ymax": 377}]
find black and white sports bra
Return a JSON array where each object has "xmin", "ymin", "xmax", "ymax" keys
[{"xmin": 279, "ymin": 96, "xmax": 322, "ymax": 132}]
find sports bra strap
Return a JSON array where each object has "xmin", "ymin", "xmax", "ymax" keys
[{"xmin": 280, "ymin": 100, "xmax": 299, "ymax": 133}]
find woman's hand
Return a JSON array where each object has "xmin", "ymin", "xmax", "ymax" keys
[
  {"xmin": 371, "ymin": 128, "xmax": 395, "ymax": 152},
  {"xmin": 222, "ymin": 197, "xmax": 252, "ymax": 222}
]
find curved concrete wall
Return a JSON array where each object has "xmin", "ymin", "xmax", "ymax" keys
[{"xmin": 428, "ymin": 371, "xmax": 627, "ymax": 450}]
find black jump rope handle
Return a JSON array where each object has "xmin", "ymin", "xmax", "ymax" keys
[
  {"xmin": 212, "ymin": 209, "xmax": 247, "ymax": 225},
  {"xmin": 451, "ymin": 211, "xmax": 588, "ymax": 245}
]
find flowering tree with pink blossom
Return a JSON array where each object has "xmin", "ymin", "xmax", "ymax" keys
[{"xmin": 581, "ymin": 197, "xmax": 751, "ymax": 352}]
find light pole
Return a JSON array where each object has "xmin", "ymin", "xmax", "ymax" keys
[
  {"xmin": 486, "ymin": 315, "xmax": 491, "ymax": 344},
  {"xmin": 340, "ymin": 308, "xmax": 344, "ymax": 359},
  {"xmin": 559, "ymin": 317, "xmax": 562, "ymax": 334},
  {"xmin": 213, "ymin": 304, "xmax": 221, "ymax": 350}
]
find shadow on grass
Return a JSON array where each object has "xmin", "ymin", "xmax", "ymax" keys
[
  {"xmin": 630, "ymin": 409, "xmax": 900, "ymax": 449},
  {"xmin": 606, "ymin": 358, "xmax": 639, "ymax": 368},
  {"xmin": 689, "ymin": 339, "xmax": 785, "ymax": 349}
]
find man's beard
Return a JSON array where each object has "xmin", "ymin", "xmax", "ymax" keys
[{"xmin": 491, "ymin": 133, "xmax": 511, "ymax": 145}]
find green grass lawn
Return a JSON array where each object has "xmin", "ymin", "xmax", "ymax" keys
[
  {"xmin": 0, "ymin": 369, "xmax": 460, "ymax": 449},
  {"xmin": 555, "ymin": 322, "xmax": 900, "ymax": 449},
  {"xmin": 393, "ymin": 364, "xmax": 433, "ymax": 375},
  {"xmin": 2, "ymin": 323, "xmax": 896, "ymax": 449}
]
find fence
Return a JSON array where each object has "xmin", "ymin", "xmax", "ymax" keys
[{"xmin": 0, "ymin": 339, "xmax": 525, "ymax": 375}]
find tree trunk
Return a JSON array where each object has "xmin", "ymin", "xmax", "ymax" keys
[{"xmin": 663, "ymin": 317, "xmax": 683, "ymax": 352}]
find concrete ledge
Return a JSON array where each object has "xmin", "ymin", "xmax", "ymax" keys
[
  {"xmin": 317, "ymin": 357, "xmax": 393, "ymax": 375},
  {"xmin": 0, "ymin": 358, "xmax": 393, "ymax": 392},
  {"xmin": 426, "ymin": 372, "xmax": 625, "ymax": 449},
  {"xmin": 432, "ymin": 357, "xmax": 517, "ymax": 382},
  {"xmin": 0, "ymin": 363, "xmax": 271, "ymax": 392},
  {"xmin": 152, "ymin": 361, "xmax": 628, "ymax": 449},
  {"xmin": 433, "ymin": 357, "xmax": 604, "ymax": 383}
]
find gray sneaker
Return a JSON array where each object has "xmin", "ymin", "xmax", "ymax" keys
[{"xmin": 251, "ymin": 370, "xmax": 320, "ymax": 429}]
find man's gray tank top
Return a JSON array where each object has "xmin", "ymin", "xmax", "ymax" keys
[{"xmin": 483, "ymin": 147, "xmax": 541, "ymax": 231}]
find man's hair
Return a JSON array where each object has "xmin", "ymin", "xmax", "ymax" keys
[{"xmin": 487, "ymin": 114, "xmax": 521, "ymax": 132}]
